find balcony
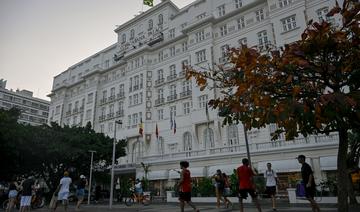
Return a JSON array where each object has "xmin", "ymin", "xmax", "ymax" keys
[
  {"xmin": 117, "ymin": 92, "xmax": 125, "ymax": 99},
  {"xmin": 148, "ymin": 32, "xmax": 164, "ymax": 46},
  {"xmin": 79, "ymin": 106, "xmax": 84, "ymax": 112},
  {"xmin": 107, "ymin": 113, "xmax": 114, "ymax": 119},
  {"xmin": 116, "ymin": 110, "xmax": 124, "ymax": 117},
  {"xmin": 133, "ymin": 85, "xmax": 139, "ymax": 91},
  {"xmin": 99, "ymin": 115, "xmax": 106, "ymax": 122},
  {"xmin": 100, "ymin": 98, "xmax": 107, "ymax": 105},
  {"xmin": 108, "ymin": 95, "xmax": 116, "ymax": 102},
  {"xmin": 155, "ymin": 98, "xmax": 165, "ymax": 106},
  {"xmin": 180, "ymin": 90, "xmax": 192, "ymax": 98},
  {"xmin": 66, "ymin": 111, "xmax": 71, "ymax": 116},
  {"xmin": 155, "ymin": 78, "xmax": 165, "ymax": 86},
  {"xmin": 167, "ymin": 74, "xmax": 177, "ymax": 82},
  {"xmin": 167, "ymin": 94, "xmax": 178, "ymax": 102},
  {"xmin": 73, "ymin": 108, "xmax": 79, "ymax": 113}
]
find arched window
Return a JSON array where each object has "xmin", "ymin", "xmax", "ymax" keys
[
  {"xmin": 132, "ymin": 140, "xmax": 141, "ymax": 163},
  {"xmin": 203, "ymin": 128, "xmax": 214, "ymax": 149},
  {"xmin": 148, "ymin": 19, "xmax": 153, "ymax": 30},
  {"xmin": 183, "ymin": 132, "xmax": 192, "ymax": 152},
  {"xmin": 227, "ymin": 125, "xmax": 239, "ymax": 146},
  {"xmin": 158, "ymin": 136, "xmax": 165, "ymax": 155},
  {"xmin": 158, "ymin": 14, "xmax": 163, "ymax": 25}
]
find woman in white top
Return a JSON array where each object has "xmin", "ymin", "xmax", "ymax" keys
[{"xmin": 264, "ymin": 163, "xmax": 278, "ymax": 211}]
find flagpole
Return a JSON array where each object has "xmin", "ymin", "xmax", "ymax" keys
[{"xmin": 141, "ymin": 0, "xmax": 144, "ymax": 12}]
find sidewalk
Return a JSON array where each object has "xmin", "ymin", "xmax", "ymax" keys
[{"xmin": 43, "ymin": 202, "xmax": 360, "ymax": 212}]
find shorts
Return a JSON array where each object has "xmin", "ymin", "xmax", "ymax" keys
[
  {"xmin": 265, "ymin": 186, "xmax": 276, "ymax": 196},
  {"xmin": 58, "ymin": 191, "xmax": 69, "ymax": 201},
  {"xmin": 305, "ymin": 186, "xmax": 316, "ymax": 198},
  {"xmin": 76, "ymin": 189, "xmax": 85, "ymax": 198},
  {"xmin": 179, "ymin": 192, "xmax": 191, "ymax": 202},
  {"xmin": 135, "ymin": 188, "xmax": 143, "ymax": 195},
  {"xmin": 8, "ymin": 190, "xmax": 18, "ymax": 198},
  {"xmin": 223, "ymin": 187, "xmax": 231, "ymax": 197},
  {"xmin": 238, "ymin": 189, "xmax": 257, "ymax": 199},
  {"xmin": 20, "ymin": 195, "xmax": 31, "ymax": 207}
]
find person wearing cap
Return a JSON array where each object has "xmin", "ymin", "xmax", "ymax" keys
[
  {"xmin": 297, "ymin": 155, "xmax": 320, "ymax": 212},
  {"xmin": 19, "ymin": 176, "xmax": 35, "ymax": 212},
  {"xmin": 53, "ymin": 171, "xmax": 72, "ymax": 212},
  {"xmin": 76, "ymin": 175, "xmax": 87, "ymax": 210}
]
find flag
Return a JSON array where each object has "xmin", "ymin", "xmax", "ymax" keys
[
  {"xmin": 143, "ymin": 0, "xmax": 154, "ymax": 7},
  {"xmin": 155, "ymin": 123, "xmax": 159, "ymax": 139},
  {"xmin": 139, "ymin": 118, "xmax": 144, "ymax": 136},
  {"xmin": 173, "ymin": 118, "xmax": 176, "ymax": 134}
]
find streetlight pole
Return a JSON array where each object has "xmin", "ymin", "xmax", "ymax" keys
[
  {"xmin": 109, "ymin": 120, "xmax": 122, "ymax": 209},
  {"xmin": 88, "ymin": 150, "xmax": 96, "ymax": 205}
]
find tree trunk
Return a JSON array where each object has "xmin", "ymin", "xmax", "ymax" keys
[
  {"xmin": 348, "ymin": 172, "xmax": 358, "ymax": 205},
  {"xmin": 337, "ymin": 128, "xmax": 349, "ymax": 212}
]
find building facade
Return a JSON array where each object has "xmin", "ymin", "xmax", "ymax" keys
[
  {"xmin": 48, "ymin": 0, "xmax": 340, "ymax": 196},
  {"xmin": 0, "ymin": 79, "xmax": 50, "ymax": 125}
]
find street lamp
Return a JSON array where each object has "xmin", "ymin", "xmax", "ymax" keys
[
  {"xmin": 88, "ymin": 150, "xmax": 96, "ymax": 205},
  {"xmin": 109, "ymin": 120, "xmax": 122, "ymax": 209}
]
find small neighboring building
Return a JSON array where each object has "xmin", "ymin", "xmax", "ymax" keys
[{"xmin": 0, "ymin": 79, "xmax": 50, "ymax": 125}]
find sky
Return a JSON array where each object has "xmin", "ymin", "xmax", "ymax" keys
[{"xmin": 0, "ymin": 0, "xmax": 195, "ymax": 100}]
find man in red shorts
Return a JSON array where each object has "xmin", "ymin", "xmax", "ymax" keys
[{"xmin": 237, "ymin": 158, "xmax": 262, "ymax": 212}]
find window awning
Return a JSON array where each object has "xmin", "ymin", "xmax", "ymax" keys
[
  {"xmin": 169, "ymin": 167, "xmax": 205, "ymax": 179},
  {"xmin": 257, "ymin": 159, "xmax": 309, "ymax": 173},
  {"xmin": 207, "ymin": 164, "xmax": 238, "ymax": 176},
  {"xmin": 148, "ymin": 170, "xmax": 169, "ymax": 180}
]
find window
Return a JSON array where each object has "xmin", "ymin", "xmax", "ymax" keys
[
  {"xmin": 170, "ymin": 106, "xmax": 176, "ymax": 118},
  {"xmin": 218, "ymin": 5, "xmax": 225, "ymax": 17},
  {"xmin": 158, "ymin": 88, "xmax": 164, "ymax": 99},
  {"xmin": 170, "ymin": 84, "xmax": 177, "ymax": 97},
  {"xmin": 109, "ymin": 104, "xmax": 114, "ymax": 115},
  {"xmin": 158, "ymin": 137, "xmax": 165, "ymax": 155},
  {"xmin": 55, "ymin": 105, "xmax": 61, "ymax": 114},
  {"xmin": 129, "ymin": 96, "xmax": 133, "ymax": 106},
  {"xmin": 220, "ymin": 45, "xmax": 229, "ymax": 57},
  {"xmin": 256, "ymin": 9, "xmax": 265, "ymax": 22},
  {"xmin": 199, "ymin": 95, "xmax": 208, "ymax": 109},
  {"xmin": 228, "ymin": 125, "xmax": 239, "ymax": 146},
  {"xmin": 105, "ymin": 60, "xmax": 109, "ymax": 68},
  {"xmin": 119, "ymin": 84, "xmax": 124, "ymax": 95},
  {"xmin": 220, "ymin": 25, "xmax": 228, "ymax": 37},
  {"xmin": 170, "ymin": 65, "xmax": 176, "ymax": 76},
  {"xmin": 102, "ymin": 90, "xmax": 107, "ymax": 100},
  {"xmin": 196, "ymin": 13, "xmax": 206, "ymax": 20},
  {"xmin": 140, "ymin": 74, "xmax": 143, "ymax": 89},
  {"xmin": 158, "ymin": 69, "xmax": 164, "ymax": 80},
  {"xmin": 108, "ymin": 122, "xmax": 113, "ymax": 133},
  {"xmin": 135, "ymin": 58, "xmax": 140, "ymax": 68},
  {"xmin": 118, "ymin": 101, "xmax": 124, "ymax": 111},
  {"xmin": 148, "ymin": 19, "xmax": 153, "ymax": 30},
  {"xmin": 234, "ymin": 0, "xmax": 242, "ymax": 9},
  {"xmin": 139, "ymin": 92, "xmax": 143, "ymax": 104},
  {"xmin": 121, "ymin": 34, "xmax": 126, "ymax": 43},
  {"xmin": 183, "ymin": 102, "xmax": 190, "ymax": 115},
  {"xmin": 100, "ymin": 124, "xmax": 104, "ymax": 133},
  {"xmin": 130, "ymin": 29, "xmax": 135, "ymax": 40},
  {"xmin": 281, "ymin": 15, "xmax": 297, "ymax": 32},
  {"xmin": 132, "ymin": 113, "xmax": 138, "ymax": 126},
  {"xmin": 182, "ymin": 60, "xmax": 189, "ymax": 69},
  {"xmin": 183, "ymin": 132, "xmax": 192, "ymax": 152},
  {"xmin": 158, "ymin": 109, "xmax": 164, "ymax": 120},
  {"xmin": 158, "ymin": 51, "xmax": 164, "ymax": 62},
  {"xmin": 237, "ymin": 16, "xmax": 245, "ymax": 29},
  {"xmin": 195, "ymin": 49, "xmax": 206, "ymax": 63},
  {"xmin": 257, "ymin": 30, "xmax": 268, "ymax": 49},
  {"xmin": 169, "ymin": 46, "xmax": 175, "ymax": 57},
  {"xmin": 68, "ymin": 103, "xmax": 72, "ymax": 113},
  {"xmin": 158, "ymin": 14, "xmax": 163, "ymax": 25},
  {"xmin": 279, "ymin": 0, "xmax": 292, "ymax": 8},
  {"xmin": 195, "ymin": 30, "xmax": 205, "ymax": 42},
  {"xmin": 134, "ymin": 94, "xmax": 139, "ymax": 105},
  {"xmin": 204, "ymin": 128, "xmax": 215, "ymax": 149},
  {"xmin": 101, "ymin": 107, "xmax": 106, "ymax": 116},
  {"xmin": 87, "ymin": 93, "xmax": 93, "ymax": 103},
  {"xmin": 317, "ymin": 7, "xmax": 334, "ymax": 25},
  {"xmin": 128, "ymin": 115, "xmax": 131, "ymax": 127},
  {"xmin": 182, "ymin": 80, "xmax": 191, "ymax": 92},
  {"xmin": 110, "ymin": 87, "xmax": 115, "ymax": 97},
  {"xmin": 182, "ymin": 42, "xmax": 188, "ymax": 52},
  {"xmin": 169, "ymin": 28, "xmax": 175, "ymax": 38}
]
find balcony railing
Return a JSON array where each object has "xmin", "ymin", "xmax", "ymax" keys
[
  {"xmin": 167, "ymin": 74, "xmax": 177, "ymax": 82},
  {"xmin": 66, "ymin": 111, "xmax": 71, "ymax": 116},
  {"xmin": 116, "ymin": 110, "xmax": 124, "ymax": 117},
  {"xmin": 155, "ymin": 78, "xmax": 165, "ymax": 86},
  {"xmin": 79, "ymin": 106, "xmax": 84, "ymax": 112},
  {"xmin": 107, "ymin": 113, "xmax": 114, "ymax": 119},
  {"xmin": 73, "ymin": 108, "xmax": 78, "ymax": 113},
  {"xmin": 180, "ymin": 90, "xmax": 192, "ymax": 98},
  {"xmin": 108, "ymin": 95, "xmax": 116, "ymax": 102},
  {"xmin": 155, "ymin": 98, "xmax": 165, "ymax": 106},
  {"xmin": 117, "ymin": 92, "xmax": 125, "ymax": 99},
  {"xmin": 141, "ymin": 134, "xmax": 339, "ymax": 162},
  {"xmin": 100, "ymin": 98, "xmax": 107, "ymax": 104},
  {"xmin": 148, "ymin": 32, "xmax": 164, "ymax": 46},
  {"xmin": 99, "ymin": 115, "xmax": 106, "ymax": 122},
  {"xmin": 167, "ymin": 94, "xmax": 178, "ymax": 102},
  {"xmin": 178, "ymin": 71, "xmax": 186, "ymax": 78}
]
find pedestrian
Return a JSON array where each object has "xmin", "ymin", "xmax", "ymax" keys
[
  {"xmin": 297, "ymin": 155, "xmax": 320, "ymax": 212},
  {"xmin": 264, "ymin": 163, "xmax": 278, "ymax": 211},
  {"xmin": 222, "ymin": 173, "xmax": 233, "ymax": 208},
  {"xmin": 237, "ymin": 158, "xmax": 262, "ymax": 212},
  {"xmin": 134, "ymin": 179, "xmax": 143, "ymax": 202},
  {"xmin": 178, "ymin": 161, "xmax": 200, "ymax": 212},
  {"xmin": 115, "ymin": 178, "xmax": 121, "ymax": 202},
  {"xmin": 75, "ymin": 174, "xmax": 87, "ymax": 211},
  {"xmin": 19, "ymin": 176, "xmax": 35, "ymax": 212},
  {"xmin": 53, "ymin": 171, "xmax": 72, "ymax": 212},
  {"xmin": 6, "ymin": 177, "xmax": 19, "ymax": 212},
  {"xmin": 212, "ymin": 169, "xmax": 225, "ymax": 208}
]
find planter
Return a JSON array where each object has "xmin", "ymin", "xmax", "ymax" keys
[
  {"xmin": 166, "ymin": 191, "xmax": 252, "ymax": 203},
  {"xmin": 287, "ymin": 188, "xmax": 360, "ymax": 203}
]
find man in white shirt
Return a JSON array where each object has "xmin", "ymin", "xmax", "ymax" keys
[
  {"xmin": 264, "ymin": 163, "xmax": 278, "ymax": 211},
  {"xmin": 53, "ymin": 171, "xmax": 72, "ymax": 212}
]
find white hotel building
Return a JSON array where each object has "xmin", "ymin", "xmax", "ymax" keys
[{"xmin": 48, "ymin": 0, "xmax": 339, "ymax": 195}]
